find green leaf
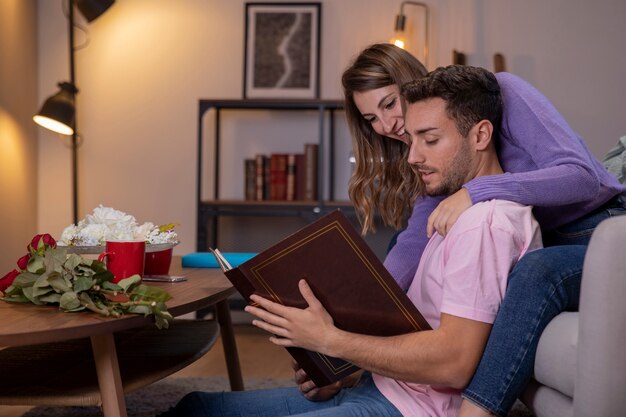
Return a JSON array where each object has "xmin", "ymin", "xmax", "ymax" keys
[
  {"xmin": 117, "ymin": 275, "xmax": 142, "ymax": 292},
  {"xmin": 48, "ymin": 273, "xmax": 72, "ymax": 293},
  {"xmin": 73, "ymin": 276, "xmax": 94, "ymax": 293},
  {"xmin": 39, "ymin": 293, "xmax": 62, "ymax": 303},
  {"xmin": 128, "ymin": 304, "xmax": 151, "ymax": 315},
  {"xmin": 102, "ymin": 281, "xmax": 122, "ymax": 291},
  {"xmin": 90, "ymin": 259, "xmax": 108, "ymax": 273},
  {"xmin": 27, "ymin": 255, "xmax": 46, "ymax": 274},
  {"xmin": 48, "ymin": 247, "xmax": 68, "ymax": 266},
  {"xmin": 22, "ymin": 287, "xmax": 44, "ymax": 305},
  {"xmin": 1, "ymin": 294, "xmax": 30, "ymax": 303},
  {"xmin": 8, "ymin": 272, "xmax": 38, "ymax": 289},
  {"xmin": 154, "ymin": 310, "xmax": 173, "ymax": 329},
  {"xmin": 65, "ymin": 252, "xmax": 84, "ymax": 268},
  {"xmin": 32, "ymin": 284, "xmax": 54, "ymax": 298},
  {"xmin": 34, "ymin": 272, "xmax": 53, "ymax": 288},
  {"xmin": 130, "ymin": 284, "xmax": 172, "ymax": 302},
  {"xmin": 60, "ymin": 291, "xmax": 81, "ymax": 310},
  {"xmin": 93, "ymin": 270, "xmax": 115, "ymax": 285}
]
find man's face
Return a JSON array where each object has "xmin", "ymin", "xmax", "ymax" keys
[{"xmin": 405, "ymin": 98, "xmax": 473, "ymax": 196}]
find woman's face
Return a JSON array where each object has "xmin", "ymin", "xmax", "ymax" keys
[{"xmin": 353, "ymin": 85, "xmax": 407, "ymax": 144}]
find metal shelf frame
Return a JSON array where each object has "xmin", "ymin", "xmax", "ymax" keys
[{"xmin": 196, "ymin": 99, "xmax": 347, "ymax": 251}]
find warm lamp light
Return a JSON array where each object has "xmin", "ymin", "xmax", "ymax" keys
[
  {"xmin": 391, "ymin": 1, "xmax": 429, "ymax": 67},
  {"xmin": 33, "ymin": 82, "xmax": 78, "ymax": 136}
]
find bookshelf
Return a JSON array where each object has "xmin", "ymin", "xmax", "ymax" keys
[{"xmin": 196, "ymin": 99, "xmax": 353, "ymax": 252}]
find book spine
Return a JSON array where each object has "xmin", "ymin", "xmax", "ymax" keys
[
  {"xmin": 255, "ymin": 154, "xmax": 265, "ymax": 201},
  {"xmin": 295, "ymin": 153, "xmax": 306, "ymax": 201},
  {"xmin": 225, "ymin": 269, "xmax": 257, "ymax": 301},
  {"xmin": 244, "ymin": 158, "xmax": 256, "ymax": 201},
  {"xmin": 263, "ymin": 155, "xmax": 270, "ymax": 200},
  {"xmin": 304, "ymin": 144, "xmax": 318, "ymax": 201},
  {"xmin": 286, "ymin": 154, "xmax": 296, "ymax": 201},
  {"xmin": 270, "ymin": 154, "xmax": 288, "ymax": 201}
]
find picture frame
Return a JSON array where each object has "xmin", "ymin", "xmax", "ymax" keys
[{"xmin": 243, "ymin": 2, "xmax": 321, "ymax": 99}]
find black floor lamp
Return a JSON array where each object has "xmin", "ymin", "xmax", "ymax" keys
[{"xmin": 33, "ymin": 0, "xmax": 115, "ymax": 225}]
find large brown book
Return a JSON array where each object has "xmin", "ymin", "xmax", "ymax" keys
[{"xmin": 211, "ymin": 210, "xmax": 431, "ymax": 387}]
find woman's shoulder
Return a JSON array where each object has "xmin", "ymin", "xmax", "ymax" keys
[{"xmin": 494, "ymin": 72, "xmax": 541, "ymax": 101}]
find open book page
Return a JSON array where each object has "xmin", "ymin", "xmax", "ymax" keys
[{"xmin": 209, "ymin": 248, "xmax": 233, "ymax": 272}]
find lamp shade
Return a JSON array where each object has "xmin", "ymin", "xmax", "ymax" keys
[
  {"xmin": 75, "ymin": 0, "xmax": 115, "ymax": 22},
  {"xmin": 33, "ymin": 82, "xmax": 78, "ymax": 136}
]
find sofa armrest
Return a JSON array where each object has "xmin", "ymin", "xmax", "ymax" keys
[{"xmin": 574, "ymin": 215, "xmax": 626, "ymax": 417}]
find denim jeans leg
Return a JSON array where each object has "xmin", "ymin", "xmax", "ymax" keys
[
  {"xmin": 462, "ymin": 245, "xmax": 585, "ymax": 417},
  {"xmin": 157, "ymin": 373, "xmax": 402, "ymax": 417}
]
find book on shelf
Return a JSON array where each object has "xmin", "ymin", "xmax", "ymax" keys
[
  {"xmin": 295, "ymin": 153, "xmax": 306, "ymax": 201},
  {"xmin": 244, "ymin": 158, "xmax": 256, "ymax": 201},
  {"xmin": 304, "ymin": 143, "xmax": 318, "ymax": 201},
  {"xmin": 286, "ymin": 154, "xmax": 297, "ymax": 201},
  {"xmin": 254, "ymin": 154, "xmax": 265, "ymax": 201},
  {"xmin": 210, "ymin": 209, "xmax": 431, "ymax": 387},
  {"xmin": 263, "ymin": 155, "xmax": 270, "ymax": 200},
  {"xmin": 269, "ymin": 153, "xmax": 288, "ymax": 201}
]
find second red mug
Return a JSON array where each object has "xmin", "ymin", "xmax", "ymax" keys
[{"xmin": 98, "ymin": 240, "xmax": 146, "ymax": 283}]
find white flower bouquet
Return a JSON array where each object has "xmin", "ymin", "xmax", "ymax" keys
[{"xmin": 58, "ymin": 205, "xmax": 179, "ymax": 247}]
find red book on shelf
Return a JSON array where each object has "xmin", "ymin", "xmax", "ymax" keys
[
  {"xmin": 286, "ymin": 154, "xmax": 297, "ymax": 201},
  {"xmin": 210, "ymin": 210, "xmax": 430, "ymax": 387},
  {"xmin": 269, "ymin": 154, "xmax": 288, "ymax": 201}
]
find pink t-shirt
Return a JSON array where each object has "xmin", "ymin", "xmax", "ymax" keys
[{"xmin": 374, "ymin": 200, "xmax": 542, "ymax": 417}]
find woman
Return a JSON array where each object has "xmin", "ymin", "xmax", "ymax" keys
[{"xmin": 343, "ymin": 43, "xmax": 625, "ymax": 417}]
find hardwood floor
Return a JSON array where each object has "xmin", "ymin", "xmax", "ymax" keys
[{"xmin": 0, "ymin": 321, "xmax": 293, "ymax": 417}]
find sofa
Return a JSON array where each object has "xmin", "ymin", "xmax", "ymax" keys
[{"xmin": 521, "ymin": 215, "xmax": 626, "ymax": 417}]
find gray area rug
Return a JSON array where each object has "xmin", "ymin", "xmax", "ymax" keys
[
  {"xmin": 23, "ymin": 376, "xmax": 534, "ymax": 417},
  {"xmin": 23, "ymin": 377, "xmax": 293, "ymax": 417}
]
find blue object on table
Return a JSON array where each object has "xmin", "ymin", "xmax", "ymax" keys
[{"xmin": 182, "ymin": 252, "xmax": 257, "ymax": 268}]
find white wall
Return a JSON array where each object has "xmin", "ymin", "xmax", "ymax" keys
[
  {"xmin": 36, "ymin": 0, "xmax": 626, "ymax": 254},
  {"xmin": 0, "ymin": 0, "xmax": 38, "ymax": 272}
]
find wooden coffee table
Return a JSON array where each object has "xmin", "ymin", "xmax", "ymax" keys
[{"xmin": 0, "ymin": 257, "xmax": 243, "ymax": 417}]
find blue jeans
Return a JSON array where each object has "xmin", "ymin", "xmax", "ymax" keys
[
  {"xmin": 462, "ymin": 198, "xmax": 626, "ymax": 417},
  {"xmin": 157, "ymin": 372, "xmax": 402, "ymax": 417}
]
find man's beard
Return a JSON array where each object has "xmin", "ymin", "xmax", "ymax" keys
[{"xmin": 425, "ymin": 139, "xmax": 472, "ymax": 196}]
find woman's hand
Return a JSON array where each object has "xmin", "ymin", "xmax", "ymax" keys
[{"xmin": 427, "ymin": 188, "xmax": 472, "ymax": 237}]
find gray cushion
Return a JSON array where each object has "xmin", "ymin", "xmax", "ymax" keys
[{"xmin": 523, "ymin": 379, "xmax": 573, "ymax": 417}]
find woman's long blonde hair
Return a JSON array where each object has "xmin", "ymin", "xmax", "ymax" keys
[{"xmin": 342, "ymin": 44, "xmax": 428, "ymax": 234}]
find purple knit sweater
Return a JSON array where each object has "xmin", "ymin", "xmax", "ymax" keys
[{"xmin": 384, "ymin": 72, "xmax": 626, "ymax": 290}]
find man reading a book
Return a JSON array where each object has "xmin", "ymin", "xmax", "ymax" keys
[{"xmin": 160, "ymin": 65, "xmax": 542, "ymax": 417}]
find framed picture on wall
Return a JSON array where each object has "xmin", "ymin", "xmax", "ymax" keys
[{"xmin": 244, "ymin": 2, "xmax": 321, "ymax": 99}]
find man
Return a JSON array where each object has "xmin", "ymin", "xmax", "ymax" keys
[{"xmin": 160, "ymin": 65, "xmax": 543, "ymax": 417}]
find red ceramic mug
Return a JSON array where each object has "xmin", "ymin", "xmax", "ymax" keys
[
  {"xmin": 98, "ymin": 240, "xmax": 146, "ymax": 283},
  {"xmin": 144, "ymin": 248, "xmax": 173, "ymax": 275}
]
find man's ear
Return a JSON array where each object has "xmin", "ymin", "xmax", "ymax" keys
[{"xmin": 472, "ymin": 120, "xmax": 494, "ymax": 151}]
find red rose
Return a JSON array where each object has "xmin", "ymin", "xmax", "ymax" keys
[
  {"xmin": 0, "ymin": 269, "xmax": 20, "ymax": 292},
  {"xmin": 17, "ymin": 254, "xmax": 30, "ymax": 270},
  {"xmin": 29, "ymin": 233, "xmax": 57, "ymax": 252}
]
